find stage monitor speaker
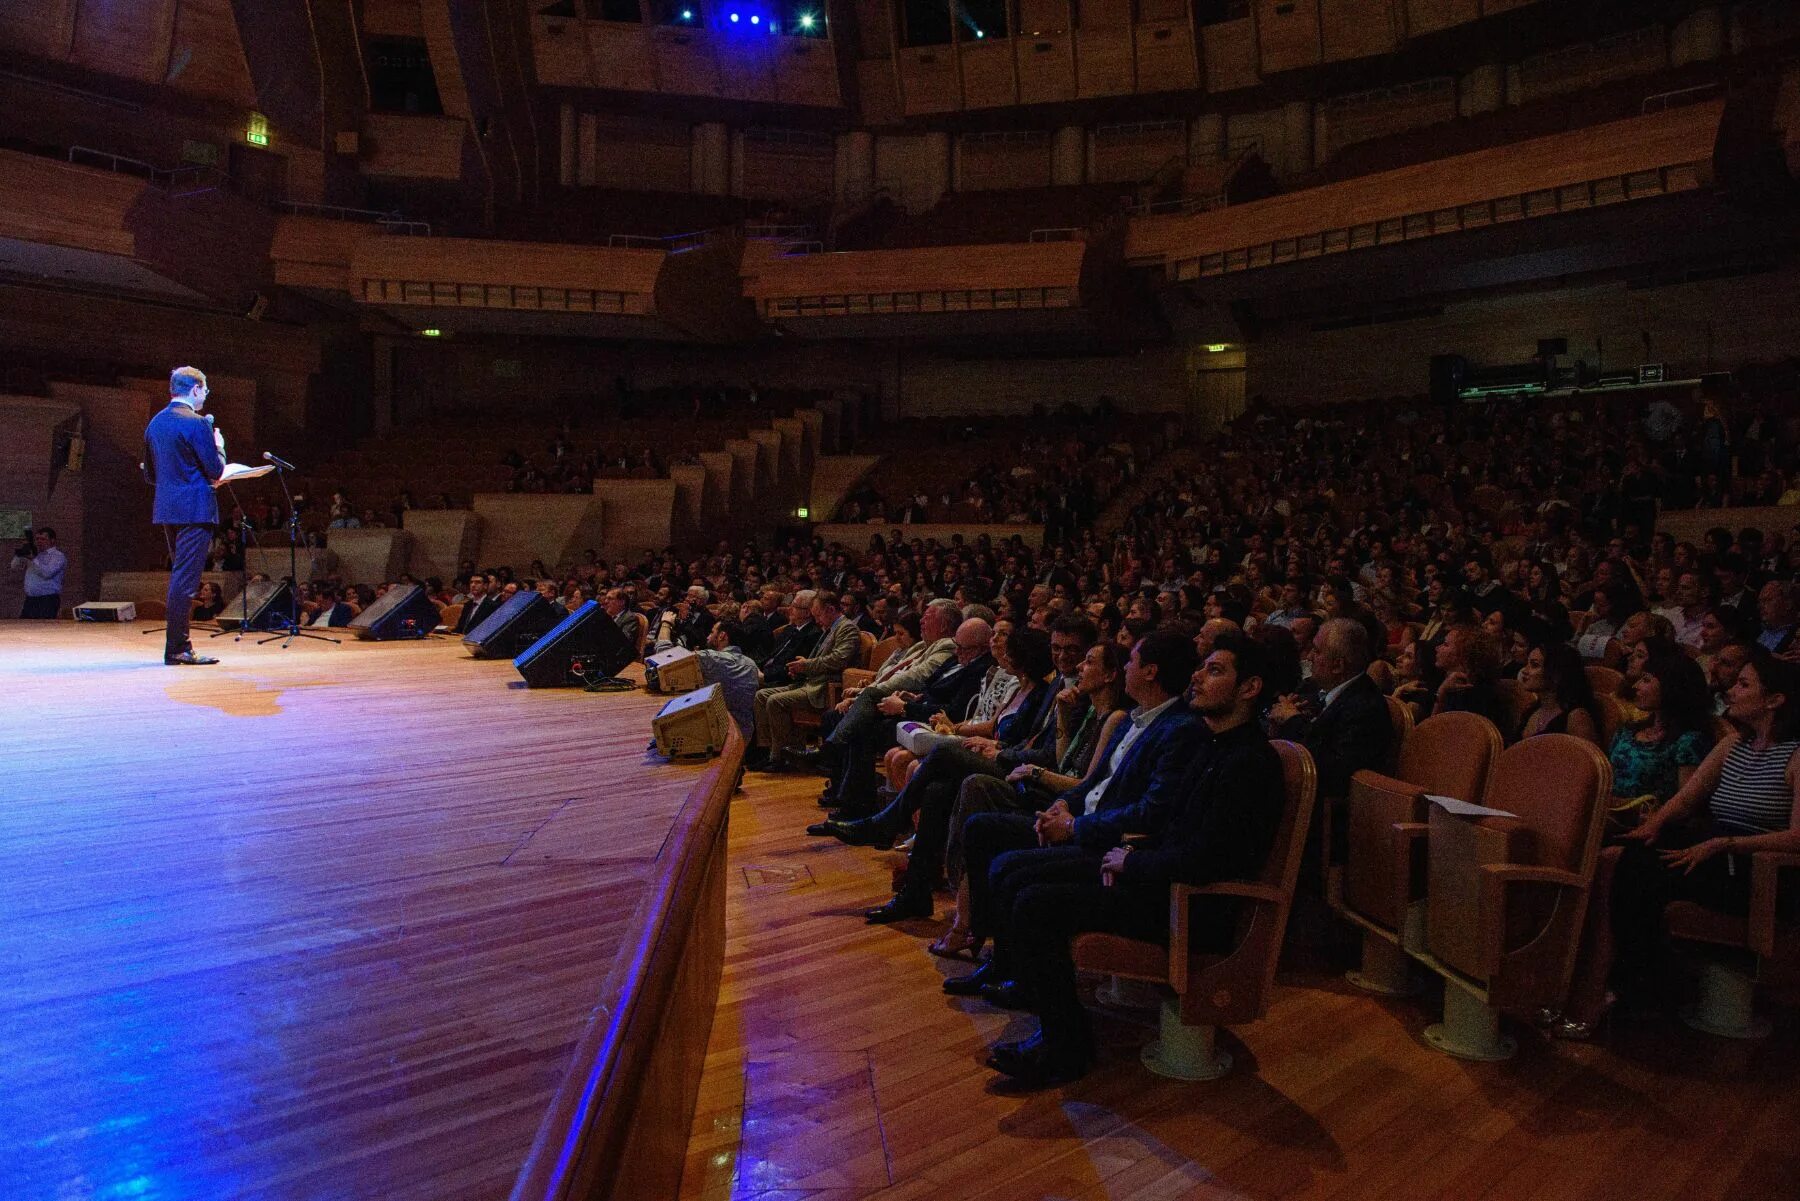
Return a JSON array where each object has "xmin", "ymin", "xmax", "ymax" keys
[
  {"xmin": 75, "ymin": 601, "xmax": 135, "ymax": 622},
  {"xmin": 463, "ymin": 592, "xmax": 561, "ymax": 659},
  {"xmin": 513, "ymin": 600, "xmax": 636, "ymax": 688},
  {"xmin": 217, "ymin": 579, "xmax": 292, "ymax": 630},
  {"xmin": 650, "ymin": 683, "xmax": 729, "ymax": 758},
  {"xmin": 1429, "ymin": 353, "xmax": 1467, "ymax": 406},
  {"xmin": 350, "ymin": 583, "xmax": 439, "ymax": 640},
  {"xmin": 645, "ymin": 645, "xmax": 703, "ymax": 692}
]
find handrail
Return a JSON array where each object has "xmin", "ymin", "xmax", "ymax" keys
[
  {"xmin": 509, "ymin": 730, "xmax": 744, "ymax": 1201},
  {"xmin": 1642, "ymin": 82, "xmax": 1722, "ymax": 114},
  {"xmin": 606, "ymin": 226, "xmax": 732, "ymax": 252},
  {"xmin": 1029, "ymin": 227, "xmax": 1081, "ymax": 242},
  {"xmin": 67, "ymin": 145, "xmax": 232, "ymax": 197},
  {"xmin": 744, "ymin": 223, "xmax": 818, "ymax": 239},
  {"xmin": 278, "ymin": 199, "xmax": 433, "ymax": 235}
]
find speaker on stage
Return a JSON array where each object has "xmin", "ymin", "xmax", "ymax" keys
[
  {"xmin": 217, "ymin": 579, "xmax": 292, "ymax": 631},
  {"xmin": 514, "ymin": 599, "xmax": 636, "ymax": 688},
  {"xmin": 463, "ymin": 592, "xmax": 562, "ymax": 659},
  {"xmin": 645, "ymin": 645, "xmax": 703, "ymax": 692},
  {"xmin": 350, "ymin": 583, "xmax": 439, "ymax": 641},
  {"xmin": 650, "ymin": 683, "xmax": 729, "ymax": 758}
]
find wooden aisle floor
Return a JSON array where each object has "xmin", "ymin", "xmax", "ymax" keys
[
  {"xmin": 0, "ymin": 620, "xmax": 715, "ymax": 1201},
  {"xmin": 679, "ymin": 769, "xmax": 1800, "ymax": 1201}
]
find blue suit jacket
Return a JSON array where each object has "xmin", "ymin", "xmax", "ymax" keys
[
  {"xmin": 143, "ymin": 402, "xmax": 224, "ymax": 525},
  {"xmin": 1059, "ymin": 699, "xmax": 1205, "ymax": 850}
]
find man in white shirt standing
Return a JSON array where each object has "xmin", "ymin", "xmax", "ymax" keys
[{"xmin": 10, "ymin": 526, "xmax": 66, "ymax": 619}]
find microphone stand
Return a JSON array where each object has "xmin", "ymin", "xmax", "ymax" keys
[
  {"xmin": 258, "ymin": 451, "xmax": 339, "ymax": 648},
  {"xmin": 209, "ymin": 485, "xmax": 259, "ymax": 641}
]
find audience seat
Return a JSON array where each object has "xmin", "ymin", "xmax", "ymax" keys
[
  {"xmin": 139, "ymin": 600, "xmax": 168, "ymax": 620},
  {"xmin": 1071, "ymin": 741, "xmax": 1316, "ymax": 1081},
  {"xmin": 1319, "ymin": 693, "xmax": 1413, "ymax": 892},
  {"xmin": 1332, "ymin": 712, "xmax": 1504, "ymax": 995},
  {"xmin": 1493, "ymin": 677, "xmax": 1532, "ymax": 743},
  {"xmin": 792, "ymin": 630, "xmax": 878, "ymax": 736},
  {"xmin": 1663, "ymin": 851, "xmax": 1800, "ymax": 1039},
  {"xmin": 1414, "ymin": 733, "xmax": 1613, "ymax": 1060},
  {"xmin": 1592, "ymin": 691, "xmax": 1625, "ymax": 748},
  {"xmin": 439, "ymin": 602, "xmax": 463, "ymax": 631},
  {"xmin": 1585, "ymin": 664, "xmax": 1624, "ymax": 699}
]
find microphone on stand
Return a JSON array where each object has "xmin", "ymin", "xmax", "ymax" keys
[{"xmin": 263, "ymin": 451, "xmax": 297, "ymax": 472}]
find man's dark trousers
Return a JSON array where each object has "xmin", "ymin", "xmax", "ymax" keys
[{"xmin": 164, "ymin": 523, "xmax": 213, "ymax": 658}]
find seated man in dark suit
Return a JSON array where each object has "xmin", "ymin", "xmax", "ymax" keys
[
  {"xmin": 1266, "ymin": 616, "xmax": 1393, "ymax": 865},
  {"xmin": 980, "ymin": 632, "xmax": 1286, "ymax": 1087},
  {"xmin": 946, "ymin": 629, "xmax": 1205, "ymax": 987},
  {"xmin": 454, "ymin": 576, "xmax": 502, "ymax": 635}
]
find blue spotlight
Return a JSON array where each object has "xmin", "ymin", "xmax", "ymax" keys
[
  {"xmin": 799, "ymin": 12, "xmax": 814, "ymax": 26},
  {"xmin": 749, "ymin": 13, "xmax": 759, "ymax": 22},
  {"xmin": 729, "ymin": 10, "xmax": 739, "ymax": 20}
]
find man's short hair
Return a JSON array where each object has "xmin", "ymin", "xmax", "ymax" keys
[
  {"xmin": 925, "ymin": 598, "xmax": 963, "ymax": 628},
  {"xmin": 35, "ymin": 526, "xmax": 55, "ymax": 541},
  {"xmin": 1209, "ymin": 630, "xmax": 1275, "ymax": 712},
  {"xmin": 1135, "ymin": 629, "xmax": 1200, "ymax": 695},
  {"xmin": 1050, "ymin": 614, "xmax": 1099, "ymax": 649},
  {"xmin": 170, "ymin": 366, "xmax": 207, "ymax": 397},
  {"xmin": 1318, "ymin": 616, "xmax": 1372, "ymax": 675}
]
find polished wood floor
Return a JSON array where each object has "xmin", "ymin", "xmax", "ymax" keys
[
  {"xmin": 681, "ymin": 769, "xmax": 1800, "ymax": 1201},
  {"xmin": 0, "ymin": 620, "xmax": 716, "ymax": 1201}
]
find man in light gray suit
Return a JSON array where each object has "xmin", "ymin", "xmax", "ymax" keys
[{"xmin": 749, "ymin": 592, "xmax": 860, "ymax": 770}]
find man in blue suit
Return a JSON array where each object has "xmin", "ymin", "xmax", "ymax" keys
[{"xmin": 142, "ymin": 366, "xmax": 225, "ymax": 665}]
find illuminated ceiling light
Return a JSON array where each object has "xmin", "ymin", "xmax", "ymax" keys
[
  {"xmin": 974, "ymin": 28, "xmax": 984, "ymax": 37},
  {"xmin": 729, "ymin": 10, "xmax": 739, "ymax": 20},
  {"xmin": 799, "ymin": 12, "xmax": 814, "ymax": 26},
  {"xmin": 749, "ymin": 13, "xmax": 759, "ymax": 22},
  {"xmin": 681, "ymin": 7, "xmax": 692, "ymax": 16}
]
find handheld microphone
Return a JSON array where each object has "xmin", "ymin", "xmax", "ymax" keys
[{"xmin": 263, "ymin": 451, "xmax": 297, "ymax": 471}]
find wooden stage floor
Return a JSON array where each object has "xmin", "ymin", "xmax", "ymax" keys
[
  {"xmin": 681, "ymin": 772, "xmax": 1800, "ymax": 1201},
  {"xmin": 0, "ymin": 620, "xmax": 717, "ymax": 1201}
]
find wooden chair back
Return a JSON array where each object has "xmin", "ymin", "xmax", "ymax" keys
[
  {"xmin": 439, "ymin": 602, "xmax": 463, "ymax": 631},
  {"xmin": 1383, "ymin": 694, "xmax": 1414, "ymax": 773},
  {"xmin": 1395, "ymin": 711, "xmax": 1504, "ymax": 804},
  {"xmin": 867, "ymin": 634, "xmax": 905, "ymax": 675},
  {"xmin": 1584, "ymin": 664, "xmax": 1623, "ymax": 699},
  {"xmin": 1592, "ymin": 691, "xmax": 1624, "ymax": 748}
]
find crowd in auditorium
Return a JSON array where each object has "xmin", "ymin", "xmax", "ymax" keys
[{"xmin": 191, "ymin": 377, "xmax": 1800, "ymax": 1081}]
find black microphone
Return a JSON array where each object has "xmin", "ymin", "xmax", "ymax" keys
[{"xmin": 263, "ymin": 451, "xmax": 297, "ymax": 471}]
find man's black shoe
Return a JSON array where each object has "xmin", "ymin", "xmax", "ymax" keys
[
  {"xmin": 981, "ymin": 979, "xmax": 1032, "ymax": 1010},
  {"xmin": 865, "ymin": 895, "xmax": 932, "ymax": 924},
  {"xmin": 785, "ymin": 746, "xmax": 835, "ymax": 776},
  {"xmin": 164, "ymin": 651, "xmax": 219, "ymax": 666},
  {"xmin": 943, "ymin": 961, "xmax": 999, "ymax": 996},
  {"xmin": 829, "ymin": 817, "xmax": 896, "ymax": 848},
  {"xmin": 990, "ymin": 1040, "xmax": 1089, "ymax": 1089}
]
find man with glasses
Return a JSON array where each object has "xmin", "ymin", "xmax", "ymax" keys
[{"xmin": 141, "ymin": 365, "xmax": 225, "ymax": 666}]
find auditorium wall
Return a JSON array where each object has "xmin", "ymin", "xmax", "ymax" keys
[{"xmin": 1244, "ymin": 263, "xmax": 1800, "ymax": 406}]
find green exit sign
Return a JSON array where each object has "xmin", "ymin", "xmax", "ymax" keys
[{"xmin": 246, "ymin": 113, "xmax": 269, "ymax": 146}]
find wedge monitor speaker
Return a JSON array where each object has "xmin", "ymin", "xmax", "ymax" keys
[
  {"xmin": 645, "ymin": 645, "xmax": 703, "ymax": 692},
  {"xmin": 463, "ymin": 592, "xmax": 562, "ymax": 659},
  {"xmin": 513, "ymin": 600, "xmax": 636, "ymax": 688},
  {"xmin": 216, "ymin": 579, "xmax": 292, "ymax": 630},
  {"xmin": 650, "ymin": 683, "xmax": 729, "ymax": 758},
  {"xmin": 350, "ymin": 583, "xmax": 439, "ymax": 640}
]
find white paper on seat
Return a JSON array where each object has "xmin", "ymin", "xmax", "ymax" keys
[
  {"xmin": 220, "ymin": 462, "xmax": 275, "ymax": 482},
  {"xmin": 1426, "ymin": 794, "xmax": 1518, "ymax": 819},
  {"xmin": 1575, "ymin": 633, "xmax": 1612, "ymax": 659}
]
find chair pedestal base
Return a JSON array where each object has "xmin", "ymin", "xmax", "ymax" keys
[
  {"xmin": 1681, "ymin": 961, "xmax": 1771, "ymax": 1040},
  {"xmin": 1095, "ymin": 975, "xmax": 1162, "ymax": 1010},
  {"xmin": 1140, "ymin": 1000, "xmax": 1232, "ymax": 1081},
  {"xmin": 1424, "ymin": 985, "xmax": 1516, "ymax": 1061},
  {"xmin": 1347, "ymin": 931, "xmax": 1419, "ymax": 997}
]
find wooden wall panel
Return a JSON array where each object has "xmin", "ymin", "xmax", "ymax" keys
[
  {"xmin": 1324, "ymin": 77, "xmax": 1457, "ymax": 155},
  {"xmin": 0, "ymin": 151, "xmax": 141, "ymax": 258},
  {"xmin": 167, "ymin": 0, "xmax": 256, "ymax": 106},
  {"xmin": 363, "ymin": 0, "xmax": 426, "ymax": 38},
  {"xmin": 774, "ymin": 39, "xmax": 841, "ymax": 106},
  {"xmin": 1091, "ymin": 123, "xmax": 1184, "ymax": 183},
  {"xmin": 1018, "ymin": 0, "xmax": 1071, "ymax": 35},
  {"xmin": 1479, "ymin": 0, "xmax": 1537, "ymax": 14},
  {"xmin": 0, "ymin": 0, "xmax": 77, "ymax": 59},
  {"xmin": 1255, "ymin": 0, "xmax": 1322, "ymax": 74},
  {"xmin": 857, "ymin": 59, "xmax": 903, "ymax": 125},
  {"xmin": 531, "ymin": 15, "xmax": 591, "ymax": 86},
  {"xmin": 1516, "ymin": 28, "xmax": 1667, "ymax": 103},
  {"xmin": 959, "ymin": 39, "xmax": 1018, "ymax": 109},
  {"xmin": 1134, "ymin": 22, "xmax": 1198, "ymax": 94},
  {"xmin": 1015, "ymin": 34, "xmax": 1076, "ymax": 104},
  {"xmin": 1404, "ymin": 0, "xmax": 1478, "ymax": 37},
  {"xmin": 1201, "ymin": 17, "xmax": 1259, "ymax": 92},
  {"xmin": 741, "ymin": 136, "xmax": 837, "ymax": 202},
  {"xmin": 716, "ymin": 37, "xmax": 777, "ymax": 103},
  {"xmin": 655, "ymin": 30, "xmax": 723, "ymax": 98},
  {"xmin": 1075, "ymin": 28, "xmax": 1133, "ymax": 97},
  {"xmin": 590, "ymin": 114, "xmax": 692, "ymax": 192},
  {"xmin": 1320, "ymin": 0, "xmax": 1399, "ymax": 62},
  {"xmin": 591, "ymin": 24, "xmax": 661, "ymax": 92},
  {"xmin": 361, "ymin": 113, "xmax": 468, "ymax": 179},
  {"xmin": 70, "ymin": 0, "xmax": 174, "ymax": 84},
  {"xmin": 957, "ymin": 137, "xmax": 1053, "ymax": 190},
  {"xmin": 897, "ymin": 347, "xmax": 1187, "ymax": 416},
  {"xmin": 897, "ymin": 46, "xmax": 960, "ymax": 115}
]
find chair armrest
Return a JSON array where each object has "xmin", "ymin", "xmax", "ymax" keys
[
  {"xmin": 1391, "ymin": 821, "xmax": 1429, "ymax": 914},
  {"xmin": 1166, "ymin": 881, "xmax": 1284, "ymax": 1005},
  {"xmin": 1180, "ymin": 880, "xmax": 1284, "ymax": 905},
  {"xmin": 1749, "ymin": 852, "xmax": 1800, "ymax": 959},
  {"xmin": 841, "ymin": 668, "xmax": 875, "ymax": 691},
  {"xmin": 1476, "ymin": 862, "xmax": 1588, "ymax": 985}
]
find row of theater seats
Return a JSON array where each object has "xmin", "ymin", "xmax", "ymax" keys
[{"xmin": 1330, "ymin": 708, "xmax": 1796, "ymax": 1057}]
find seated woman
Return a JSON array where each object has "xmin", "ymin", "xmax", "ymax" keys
[
  {"xmin": 880, "ymin": 617, "xmax": 1016, "ymax": 794},
  {"xmin": 1430, "ymin": 623, "xmax": 1504, "ymax": 726},
  {"xmin": 192, "ymin": 581, "xmax": 225, "ymax": 623},
  {"xmin": 929, "ymin": 641, "xmax": 1131, "ymax": 958},
  {"xmin": 1515, "ymin": 639, "xmax": 1602, "ymax": 744},
  {"xmin": 1386, "ymin": 635, "xmax": 1436, "ymax": 724},
  {"xmin": 1609, "ymin": 647, "xmax": 1800, "ymax": 1008}
]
